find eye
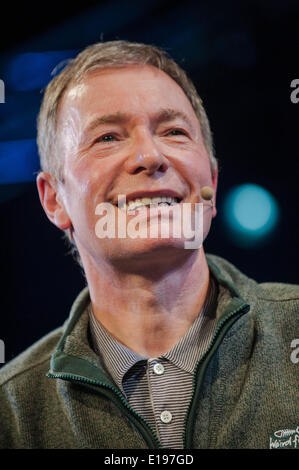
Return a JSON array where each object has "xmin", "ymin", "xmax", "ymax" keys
[
  {"xmin": 166, "ymin": 129, "xmax": 188, "ymax": 137},
  {"xmin": 95, "ymin": 134, "xmax": 116, "ymax": 143}
]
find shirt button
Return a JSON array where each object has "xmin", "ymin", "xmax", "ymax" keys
[
  {"xmin": 160, "ymin": 410, "xmax": 172, "ymax": 423},
  {"xmin": 153, "ymin": 363, "xmax": 165, "ymax": 375}
]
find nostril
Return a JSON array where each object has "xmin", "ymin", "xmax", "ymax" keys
[{"xmin": 134, "ymin": 167, "xmax": 146, "ymax": 175}]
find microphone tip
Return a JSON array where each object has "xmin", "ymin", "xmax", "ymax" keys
[{"xmin": 200, "ymin": 186, "xmax": 214, "ymax": 201}]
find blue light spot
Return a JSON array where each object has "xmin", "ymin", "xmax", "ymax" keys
[
  {"xmin": 223, "ymin": 184, "xmax": 279, "ymax": 246},
  {"xmin": 0, "ymin": 139, "xmax": 40, "ymax": 183},
  {"xmin": 5, "ymin": 50, "xmax": 78, "ymax": 92}
]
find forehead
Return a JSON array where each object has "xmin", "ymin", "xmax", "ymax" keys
[{"xmin": 58, "ymin": 64, "xmax": 198, "ymax": 124}]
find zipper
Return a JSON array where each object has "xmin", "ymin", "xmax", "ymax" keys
[
  {"xmin": 48, "ymin": 296, "xmax": 249, "ymax": 449},
  {"xmin": 183, "ymin": 302, "xmax": 250, "ymax": 448},
  {"xmin": 47, "ymin": 370, "xmax": 162, "ymax": 449}
]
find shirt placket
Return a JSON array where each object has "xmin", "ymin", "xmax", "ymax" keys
[{"xmin": 147, "ymin": 358, "xmax": 176, "ymax": 447}]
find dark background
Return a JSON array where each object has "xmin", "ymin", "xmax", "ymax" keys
[{"xmin": 0, "ymin": 0, "xmax": 298, "ymax": 367}]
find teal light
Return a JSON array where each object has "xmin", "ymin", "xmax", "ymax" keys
[{"xmin": 223, "ymin": 184, "xmax": 279, "ymax": 246}]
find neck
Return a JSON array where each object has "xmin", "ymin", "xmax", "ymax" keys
[{"xmin": 80, "ymin": 247, "xmax": 210, "ymax": 357}]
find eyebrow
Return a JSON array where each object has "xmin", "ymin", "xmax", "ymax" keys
[{"xmin": 83, "ymin": 108, "xmax": 196, "ymax": 136}]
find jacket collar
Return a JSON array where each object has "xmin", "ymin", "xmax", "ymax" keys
[{"xmin": 48, "ymin": 254, "xmax": 252, "ymax": 382}]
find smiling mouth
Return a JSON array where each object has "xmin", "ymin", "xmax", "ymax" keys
[
  {"xmin": 118, "ymin": 196, "xmax": 182, "ymax": 211},
  {"xmin": 111, "ymin": 189, "xmax": 184, "ymax": 211}
]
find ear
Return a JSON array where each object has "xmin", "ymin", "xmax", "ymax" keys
[
  {"xmin": 36, "ymin": 172, "xmax": 72, "ymax": 230},
  {"xmin": 211, "ymin": 168, "xmax": 218, "ymax": 219}
]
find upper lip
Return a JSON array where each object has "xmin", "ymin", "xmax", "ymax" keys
[{"xmin": 112, "ymin": 189, "xmax": 184, "ymax": 206}]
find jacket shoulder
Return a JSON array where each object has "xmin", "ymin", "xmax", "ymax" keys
[
  {"xmin": 0, "ymin": 326, "xmax": 63, "ymax": 386},
  {"xmin": 256, "ymin": 282, "xmax": 299, "ymax": 301},
  {"xmin": 206, "ymin": 253, "xmax": 299, "ymax": 302}
]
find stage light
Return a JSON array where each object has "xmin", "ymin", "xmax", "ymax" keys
[
  {"xmin": 223, "ymin": 184, "xmax": 279, "ymax": 246},
  {"xmin": 0, "ymin": 139, "xmax": 39, "ymax": 184},
  {"xmin": 5, "ymin": 50, "xmax": 77, "ymax": 92}
]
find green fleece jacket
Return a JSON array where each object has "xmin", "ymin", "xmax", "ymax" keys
[{"xmin": 0, "ymin": 254, "xmax": 298, "ymax": 449}]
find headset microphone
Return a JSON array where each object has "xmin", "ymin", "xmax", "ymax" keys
[{"xmin": 200, "ymin": 186, "xmax": 214, "ymax": 207}]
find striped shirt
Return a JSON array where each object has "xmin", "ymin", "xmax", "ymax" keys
[{"xmin": 88, "ymin": 275, "xmax": 218, "ymax": 449}]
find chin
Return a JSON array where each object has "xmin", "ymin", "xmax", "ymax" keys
[{"xmin": 105, "ymin": 237, "xmax": 197, "ymax": 270}]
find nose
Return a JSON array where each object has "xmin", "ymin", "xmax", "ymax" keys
[{"xmin": 124, "ymin": 129, "xmax": 169, "ymax": 175}]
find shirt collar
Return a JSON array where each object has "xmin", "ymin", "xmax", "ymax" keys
[
  {"xmin": 89, "ymin": 310, "xmax": 146, "ymax": 392},
  {"xmin": 161, "ymin": 275, "xmax": 217, "ymax": 373},
  {"xmin": 88, "ymin": 274, "xmax": 218, "ymax": 391}
]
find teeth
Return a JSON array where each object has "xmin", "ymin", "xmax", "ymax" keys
[
  {"xmin": 152, "ymin": 197, "xmax": 161, "ymax": 204},
  {"xmin": 141, "ymin": 197, "xmax": 151, "ymax": 205},
  {"xmin": 120, "ymin": 196, "xmax": 180, "ymax": 211}
]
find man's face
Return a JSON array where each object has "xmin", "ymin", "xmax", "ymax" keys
[{"xmin": 55, "ymin": 64, "xmax": 217, "ymax": 268}]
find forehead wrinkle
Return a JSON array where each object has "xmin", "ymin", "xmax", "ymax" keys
[
  {"xmin": 83, "ymin": 107, "xmax": 197, "ymax": 137},
  {"xmin": 84, "ymin": 112, "xmax": 130, "ymax": 134}
]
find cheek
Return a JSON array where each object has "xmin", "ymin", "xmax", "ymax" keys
[
  {"xmin": 64, "ymin": 158, "xmax": 115, "ymax": 220},
  {"xmin": 174, "ymin": 147, "xmax": 212, "ymax": 187},
  {"xmin": 62, "ymin": 166, "xmax": 96, "ymax": 224}
]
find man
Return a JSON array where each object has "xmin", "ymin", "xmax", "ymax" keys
[{"xmin": 0, "ymin": 40, "xmax": 298, "ymax": 449}]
